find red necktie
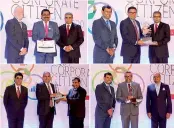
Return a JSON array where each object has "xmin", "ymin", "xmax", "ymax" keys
[
  {"xmin": 45, "ymin": 22, "xmax": 48, "ymax": 37},
  {"xmin": 133, "ymin": 20, "xmax": 139, "ymax": 41},
  {"xmin": 66, "ymin": 25, "xmax": 70, "ymax": 36},
  {"xmin": 17, "ymin": 87, "xmax": 20, "ymax": 98},
  {"xmin": 128, "ymin": 84, "xmax": 132, "ymax": 93},
  {"xmin": 47, "ymin": 84, "xmax": 53, "ymax": 107},
  {"xmin": 154, "ymin": 24, "xmax": 158, "ymax": 33}
]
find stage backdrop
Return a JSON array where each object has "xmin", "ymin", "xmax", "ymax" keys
[
  {"xmin": 88, "ymin": 0, "xmax": 174, "ymax": 63},
  {"xmin": 0, "ymin": 64, "xmax": 89, "ymax": 128},
  {"xmin": 90, "ymin": 64, "xmax": 174, "ymax": 128},
  {"xmin": 0, "ymin": 0, "xmax": 87, "ymax": 63}
]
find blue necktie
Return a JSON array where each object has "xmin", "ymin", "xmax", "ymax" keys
[{"xmin": 106, "ymin": 20, "xmax": 110, "ymax": 30}]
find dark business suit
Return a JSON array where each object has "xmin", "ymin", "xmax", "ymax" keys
[
  {"xmin": 148, "ymin": 22, "xmax": 170, "ymax": 63},
  {"xmin": 95, "ymin": 82, "xmax": 116, "ymax": 128},
  {"xmin": 32, "ymin": 21, "xmax": 60, "ymax": 63},
  {"xmin": 57, "ymin": 23, "xmax": 84, "ymax": 63},
  {"xmin": 120, "ymin": 18, "xmax": 143, "ymax": 63},
  {"xmin": 92, "ymin": 17, "xmax": 118, "ymax": 63},
  {"xmin": 36, "ymin": 82, "xmax": 56, "ymax": 128},
  {"xmin": 146, "ymin": 83, "xmax": 172, "ymax": 128},
  {"xmin": 3, "ymin": 84, "xmax": 28, "ymax": 128},
  {"xmin": 5, "ymin": 18, "xmax": 29, "ymax": 63},
  {"xmin": 67, "ymin": 86, "xmax": 87, "ymax": 128}
]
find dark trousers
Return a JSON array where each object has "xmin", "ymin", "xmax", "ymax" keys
[
  {"xmin": 149, "ymin": 57, "xmax": 168, "ymax": 63},
  {"xmin": 95, "ymin": 115, "xmax": 111, "ymax": 128},
  {"xmin": 151, "ymin": 114, "xmax": 166, "ymax": 128},
  {"xmin": 123, "ymin": 54, "xmax": 140, "ymax": 63},
  {"xmin": 8, "ymin": 117, "xmax": 24, "ymax": 128},
  {"xmin": 69, "ymin": 116, "xmax": 84, "ymax": 128},
  {"xmin": 39, "ymin": 108, "xmax": 55, "ymax": 128},
  {"xmin": 7, "ymin": 55, "xmax": 24, "ymax": 63},
  {"xmin": 61, "ymin": 56, "xmax": 79, "ymax": 63},
  {"xmin": 36, "ymin": 53, "xmax": 54, "ymax": 63}
]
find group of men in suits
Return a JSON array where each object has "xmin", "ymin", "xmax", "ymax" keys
[
  {"xmin": 92, "ymin": 6, "xmax": 171, "ymax": 63},
  {"xmin": 5, "ymin": 6, "xmax": 84, "ymax": 64},
  {"xmin": 95, "ymin": 72, "xmax": 172, "ymax": 128},
  {"xmin": 3, "ymin": 72, "xmax": 87, "ymax": 128}
]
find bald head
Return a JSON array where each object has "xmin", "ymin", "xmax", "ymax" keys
[
  {"xmin": 14, "ymin": 6, "xmax": 24, "ymax": 21},
  {"xmin": 153, "ymin": 73, "xmax": 161, "ymax": 84}
]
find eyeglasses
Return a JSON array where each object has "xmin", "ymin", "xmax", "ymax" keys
[
  {"xmin": 128, "ymin": 12, "xmax": 137, "ymax": 14},
  {"xmin": 65, "ymin": 17, "xmax": 72, "ymax": 19}
]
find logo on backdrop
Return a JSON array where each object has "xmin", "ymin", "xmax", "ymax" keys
[
  {"xmin": 0, "ymin": 64, "xmax": 89, "ymax": 100},
  {"xmin": 0, "ymin": 11, "xmax": 4, "ymax": 31},
  {"xmin": 88, "ymin": 2, "xmax": 118, "ymax": 34}
]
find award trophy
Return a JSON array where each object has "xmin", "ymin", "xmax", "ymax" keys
[{"xmin": 54, "ymin": 84, "xmax": 64, "ymax": 100}]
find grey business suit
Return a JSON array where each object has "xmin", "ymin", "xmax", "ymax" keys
[
  {"xmin": 116, "ymin": 82, "xmax": 143, "ymax": 128},
  {"xmin": 32, "ymin": 21, "xmax": 60, "ymax": 63},
  {"xmin": 92, "ymin": 17, "xmax": 118, "ymax": 63},
  {"xmin": 95, "ymin": 82, "xmax": 116, "ymax": 128}
]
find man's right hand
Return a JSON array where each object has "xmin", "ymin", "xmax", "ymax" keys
[
  {"xmin": 64, "ymin": 46, "xmax": 71, "ymax": 52},
  {"xmin": 127, "ymin": 96, "xmax": 133, "ymax": 100},
  {"xmin": 147, "ymin": 113, "xmax": 152, "ymax": 119},
  {"xmin": 137, "ymin": 40, "xmax": 145, "ymax": 46},
  {"xmin": 50, "ymin": 93, "xmax": 57, "ymax": 98},
  {"xmin": 106, "ymin": 48, "xmax": 115, "ymax": 56},
  {"xmin": 107, "ymin": 108, "xmax": 113, "ymax": 117}
]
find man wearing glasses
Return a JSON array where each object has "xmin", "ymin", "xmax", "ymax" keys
[
  {"xmin": 57, "ymin": 12, "xmax": 84, "ymax": 63},
  {"xmin": 148, "ymin": 11, "xmax": 170, "ymax": 63},
  {"xmin": 3, "ymin": 72, "xmax": 28, "ymax": 128},
  {"xmin": 116, "ymin": 71, "xmax": 143, "ymax": 128},
  {"xmin": 120, "ymin": 6, "xmax": 145, "ymax": 63},
  {"xmin": 32, "ymin": 9, "xmax": 60, "ymax": 63}
]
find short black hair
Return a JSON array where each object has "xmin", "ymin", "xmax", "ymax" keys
[
  {"xmin": 73, "ymin": 77, "xmax": 80, "ymax": 82},
  {"xmin": 124, "ymin": 71, "xmax": 132, "ymax": 76},
  {"xmin": 41, "ymin": 9, "xmax": 50, "ymax": 15},
  {"xmin": 14, "ymin": 72, "xmax": 23, "ymax": 79},
  {"xmin": 104, "ymin": 72, "xmax": 112, "ymax": 77},
  {"xmin": 153, "ymin": 11, "xmax": 161, "ymax": 17},
  {"xmin": 102, "ymin": 5, "xmax": 112, "ymax": 11},
  {"xmin": 127, "ymin": 6, "xmax": 137, "ymax": 13}
]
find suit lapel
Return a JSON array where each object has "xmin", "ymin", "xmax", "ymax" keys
[
  {"xmin": 103, "ymin": 82, "xmax": 111, "ymax": 95},
  {"xmin": 19, "ymin": 86, "xmax": 24, "ymax": 100},
  {"xmin": 158, "ymin": 83, "xmax": 163, "ymax": 97},
  {"xmin": 69, "ymin": 23, "xmax": 75, "ymax": 36},
  {"xmin": 100, "ymin": 17, "xmax": 111, "ymax": 31},
  {"xmin": 63, "ymin": 24, "xmax": 68, "ymax": 37},
  {"xmin": 40, "ymin": 21, "xmax": 46, "ymax": 36},
  {"xmin": 12, "ymin": 85, "xmax": 18, "ymax": 99},
  {"xmin": 152, "ymin": 84, "xmax": 158, "ymax": 97}
]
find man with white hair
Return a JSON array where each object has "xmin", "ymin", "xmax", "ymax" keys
[{"xmin": 5, "ymin": 6, "xmax": 29, "ymax": 63}]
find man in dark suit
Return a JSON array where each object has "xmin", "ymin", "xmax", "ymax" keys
[
  {"xmin": 32, "ymin": 9, "xmax": 60, "ymax": 63},
  {"xmin": 5, "ymin": 6, "xmax": 29, "ymax": 63},
  {"xmin": 65, "ymin": 77, "xmax": 87, "ymax": 128},
  {"xmin": 3, "ymin": 72, "xmax": 28, "ymax": 128},
  {"xmin": 95, "ymin": 72, "xmax": 116, "ymax": 128},
  {"xmin": 146, "ymin": 73, "xmax": 172, "ymax": 128},
  {"xmin": 92, "ymin": 5, "xmax": 118, "ymax": 63},
  {"xmin": 148, "ymin": 11, "xmax": 170, "ymax": 63},
  {"xmin": 36, "ymin": 72, "xmax": 59, "ymax": 128},
  {"xmin": 57, "ymin": 12, "xmax": 84, "ymax": 63},
  {"xmin": 120, "ymin": 6, "xmax": 146, "ymax": 63}
]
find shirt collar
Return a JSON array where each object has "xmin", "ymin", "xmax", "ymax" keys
[
  {"xmin": 155, "ymin": 22, "xmax": 160, "ymax": 26},
  {"xmin": 104, "ymin": 82, "xmax": 110, "ymax": 86},
  {"xmin": 102, "ymin": 17, "xmax": 109, "ymax": 22},
  {"xmin": 66, "ymin": 23, "xmax": 72, "ymax": 28},
  {"xmin": 155, "ymin": 82, "xmax": 161, "ymax": 87},
  {"xmin": 43, "ymin": 21, "xmax": 49, "ymax": 26},
  {"xmin": 15, "ymin": 84, "xmax": 21, "ymax": 90}
]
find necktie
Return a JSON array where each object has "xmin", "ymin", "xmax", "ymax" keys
[
  {"xmin": 17, "ymin": 87, "xmax": 20, "ymax": 98},
  {"xmin": 132, "ymin": 20, "xmax": 139, "ymax": 41},
  {"xmin": 154, "ymin": 24, "xmax": 158, "ymax": 33},
  {"xmin": 67, "ymin": 24, "xmax": 70, "ymax": 36},
  {"xmin": 19, "ymin": 22, "xmax": 22, "ymax": 28},
  {"xmin": 107, "ymin": 85, "xmax": 111, "ymax": 93},
  {"xmin": 45, "ymin": 22, "xmax": 48, "ymax": 37},
  {"xmin": 106, "ymin": 20, "xmax": 110, "ymax": 30},
  {"xmin": 47, "ymin": 84, "xmax": 53, "ymax": 107},
  {"xmin": 128, "ymin": 84, "xmax": 132, "ymax": 93}
]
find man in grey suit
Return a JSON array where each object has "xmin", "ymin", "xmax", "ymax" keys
[
  {"xmin": 116, "ymin": 71, "xmax": 143, "ymax": 128},
  {"xmin": 32, "ymin": 9, "xmax": 60, "ymax": 63},
  {"xmin": 95, "ymin": 72, "xmax": 116, "ymax": 128},
  {"xmin": 5, "ymin": 6, "xmax": 29, "ymax": 63},
  {"xmin": 92, "ymin": 5, "xmax": 118, "ymax": 63}
]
